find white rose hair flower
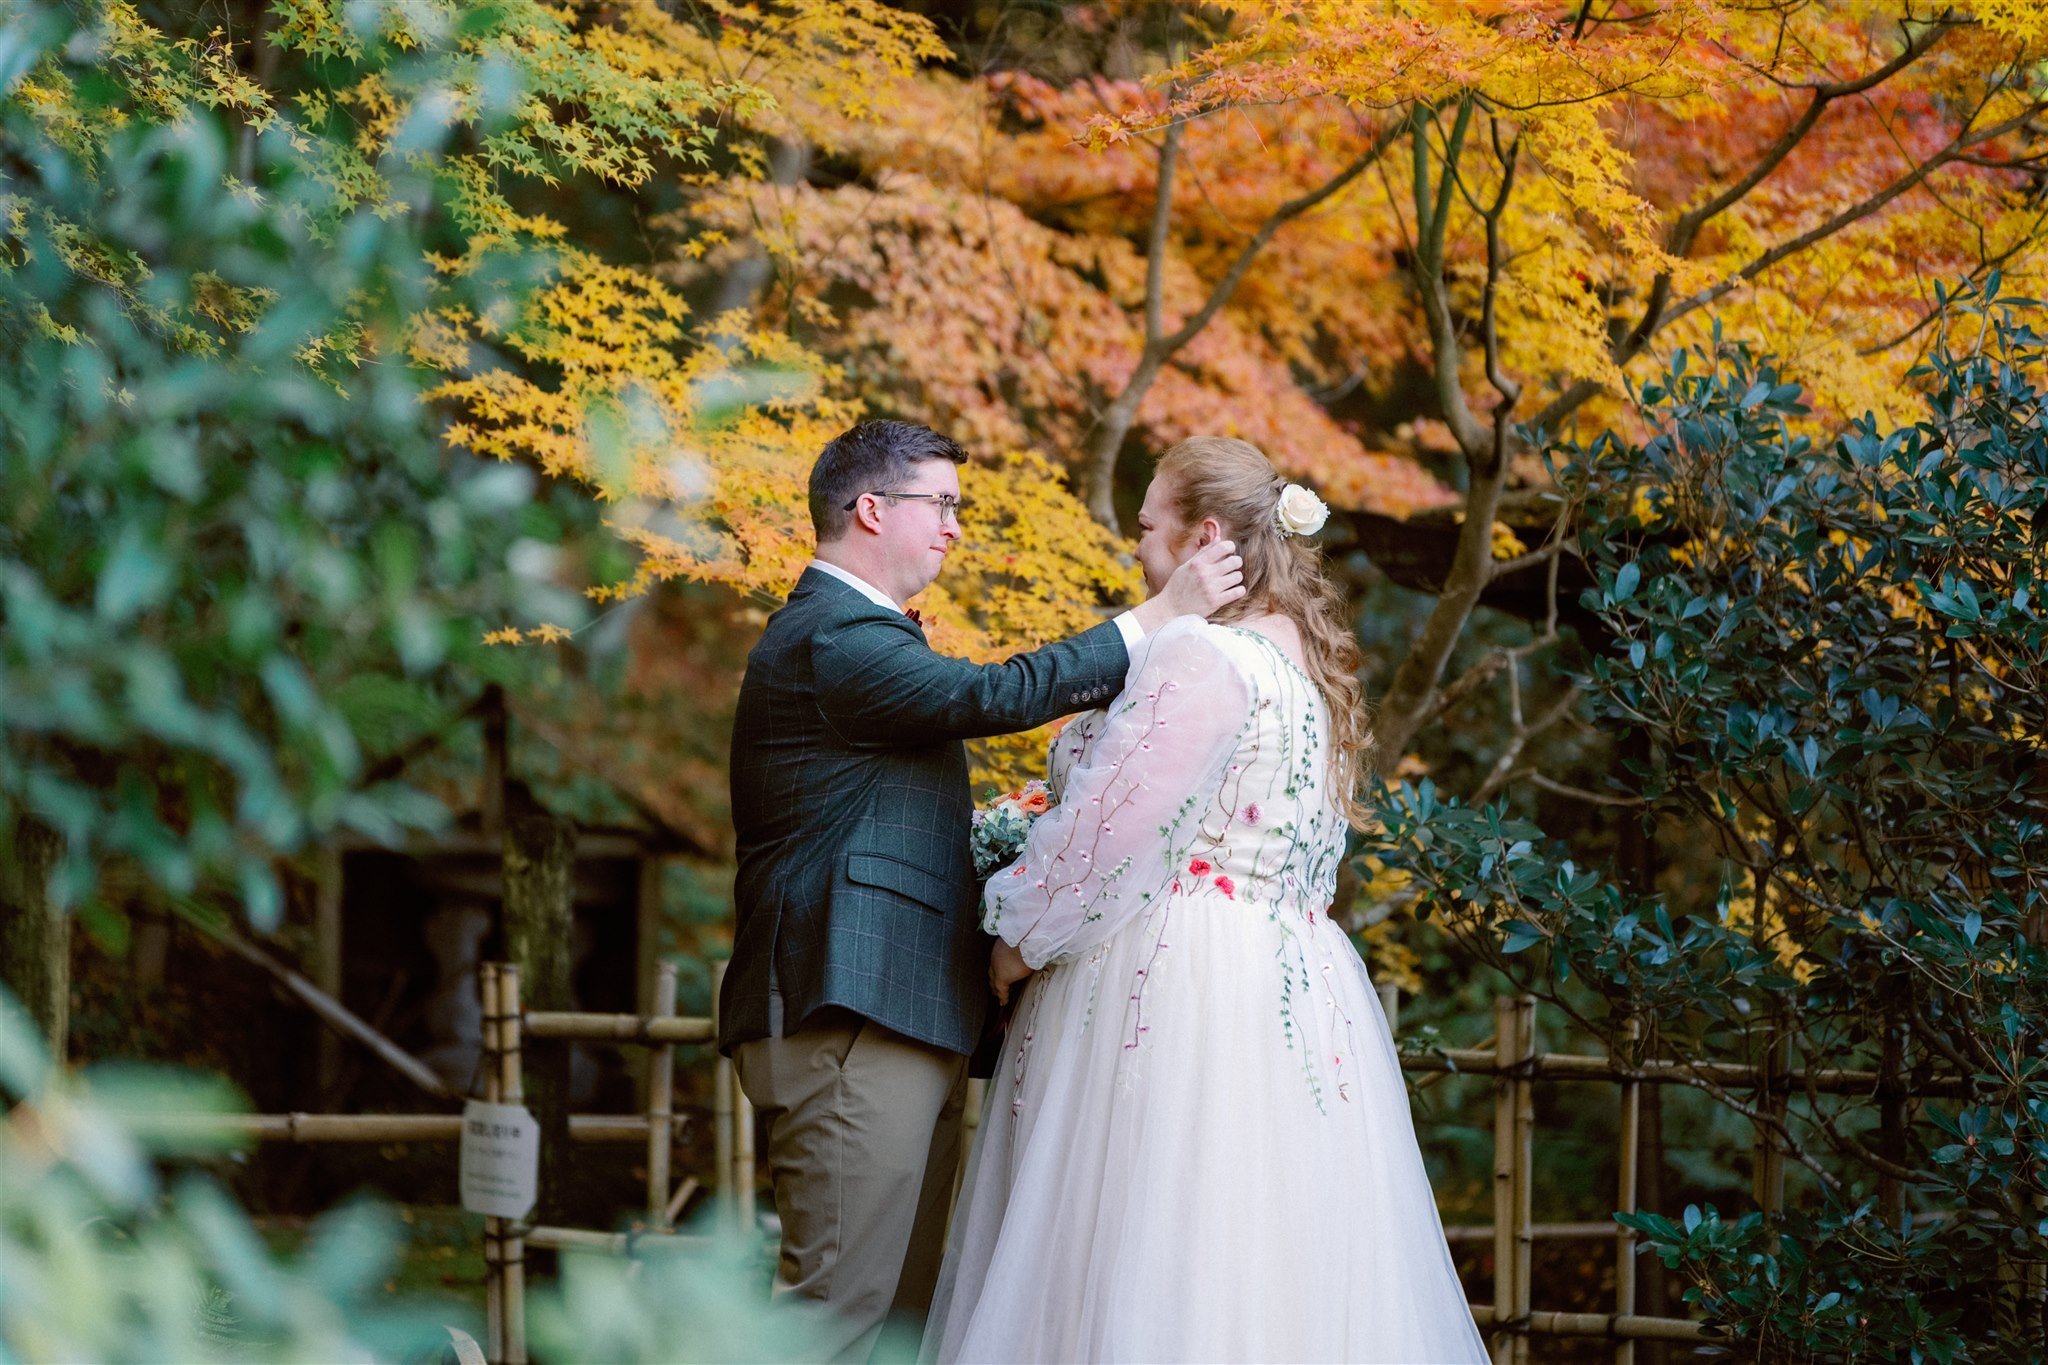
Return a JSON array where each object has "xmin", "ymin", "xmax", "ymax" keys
[{"xmin": 1273, "ymin": 483, "xmax": 1329, "ymax": 537}]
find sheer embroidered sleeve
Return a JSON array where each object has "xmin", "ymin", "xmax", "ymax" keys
[{"xmin": 983, "ymin": 617, "xmax": 1251, "ymax": 968}]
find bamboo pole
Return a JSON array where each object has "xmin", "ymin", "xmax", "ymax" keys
[
  {"xmin": 1466, "ymin": 1307, "xmax": 1706, "ymax": 1342},
  {"xmin": 665, "ymin": 1176, "xmax": 701, "ymax": 1226},
  {"xmin": 1491, "ymin": 996, "xmax": 1518, "ymax": 1365},
  {"xmin": 213, "ymin": 922, "xmax": 449, "ymax": 1098},
  {"xmin": 499, "ymin": 965, "xmax": 528, "ymax": 1365},
  {"xmin": 735, "ymin": 1036, "xmax": 757, "ymax": 1232},
  {"xmin": 1512, "ymin": 995, "xmax": 1536, "ymax": 1365},
  {"xmin": 634, "ymin": 856, "xmax": 666, "ymax": 1048},
  {"xmin": 1615, "ymin": 1016, "xmax": 1642, "ymax": 1365},
  {"xmin": 647, "ymin": 963, "xmax": 677, "ymax": 1228},
  {"xmin": 1399, "ymin": 1048, "xmax": 1966, "ymax": 1095},
  {"xmin": 524, "ymin": 1012, "xmax": 716, "ymax": 1044},
  {"xmin": 711, "ymin": 959, "xmax": 735, "ymax": 1231},
  {"xmin": 133, "ymin": 1113, "xmax": 683, "ymax": 1143},
  {"xmin": 481, "ymin": 964, "xmax": 504, "ymax": 1365},
  {"xmin": 1444, "ymin": 1222, "xmax": 1635, "ymax": 1243},
  {"xmin": 524, "ymin": 1224, "xmax": 710, "ymax": 1254}
]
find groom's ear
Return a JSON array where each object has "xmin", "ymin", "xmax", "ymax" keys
[{"xmin": 849, "ymin": 493, "xmax": 886, "ymax": 536}]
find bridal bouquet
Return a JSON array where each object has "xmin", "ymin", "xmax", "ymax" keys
[{"xmin": 970, "ymin": 780, "xmax": 1052, "ymax": 878}]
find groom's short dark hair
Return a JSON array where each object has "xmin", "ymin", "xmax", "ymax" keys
[{"xmin": 810, "ymin": 420, "xmax": 968, "ymax": 542}]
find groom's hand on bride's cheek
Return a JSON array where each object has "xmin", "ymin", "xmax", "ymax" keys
[{"xmin": 1136, "ymin": 540, "xmax": 1244, "ymax": 630}]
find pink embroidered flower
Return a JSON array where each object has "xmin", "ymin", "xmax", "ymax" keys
[
  {"xmin": 1214, "ymin": 875, "xmax": 1236, "ymax": 898},
  {"xmin": 1243, "ymin": 802, "xmax": 1261, "ymax": 825},
  {"xmin": 1187, "ymin": 858, "xmax": 1212, "ymax": 877}
]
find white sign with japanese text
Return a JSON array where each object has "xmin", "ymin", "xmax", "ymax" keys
[{"xmin": 458, "ymin": 1099, "xmax": 539, "ymax": 1218}]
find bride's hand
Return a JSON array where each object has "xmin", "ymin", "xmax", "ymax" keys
[{"xmin": 990, "ymin": 939, "xmax": 1034, "ymax": 1006}]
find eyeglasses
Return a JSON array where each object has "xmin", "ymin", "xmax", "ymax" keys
[{"xmin": 842, "ymin": 490, "xmax": 967, "ymax": 521}]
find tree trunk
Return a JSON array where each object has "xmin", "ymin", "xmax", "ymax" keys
[
  {"xmin": 0, "ymin": 819, "xmax": 67, "ymax": 1061},
  {"xmin": 503, "ymin": 812, "xmax": 575, "ymax": 1224},
  {"xmin": 1083, "ymin": 350, "xmax": 1166, "ymax": 531},
  {"xmin": 1369, "ymin": 459, "xmax": 1510, "ymax": 764}
]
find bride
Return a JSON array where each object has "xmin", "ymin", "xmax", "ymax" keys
[{"xmin": 922, "ymin": 437, "xmax": 1488, "ymax": 1364}]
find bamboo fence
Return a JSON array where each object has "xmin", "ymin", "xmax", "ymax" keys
[{"xmin": 161, "ymin": 963, "xmax": 1985, "ymax": 1363}]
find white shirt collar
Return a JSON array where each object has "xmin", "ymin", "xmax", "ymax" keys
[{"xmin": 807, "ymin": 559, "xmax": 902, "ymax": 612}]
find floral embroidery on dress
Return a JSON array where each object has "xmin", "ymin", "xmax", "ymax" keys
[{"xmin": 985, "ymin": 618, "xmax": 1357, "ymax": 1106}]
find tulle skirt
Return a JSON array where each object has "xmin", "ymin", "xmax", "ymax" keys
[{"xmin": 924, "ymin": 886, "xmax": 1489, "ymax": 1364}]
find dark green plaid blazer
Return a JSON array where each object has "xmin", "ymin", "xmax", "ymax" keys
[{"xmin": 719, "ymin": 567, "xmax": 1130, "ymax": 1058}]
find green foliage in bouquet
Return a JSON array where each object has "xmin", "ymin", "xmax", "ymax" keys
[
  {"xmin": 971, "ymin": 780, "xmax": 1051, "ymax": 880},
  {"xmin": 1368, "ymin": 280, "xmax": 2047, "ymax": 1359}
]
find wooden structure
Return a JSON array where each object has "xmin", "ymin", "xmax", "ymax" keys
[
  {"xmin": 157, "ymin": 959, "xmax": 1994, "ymax": 1361},
  {"xmin": 469, "ymin": 979, "xmax": 1980, "ymax": 1362},
  {"xmin": 293, "ymin": 683, "xmax": 706, "ymax": 1135},
  {"xmin": 461, "ymin": 977, "xmax": 1710, "ymax": 1363},
  {"xmin": 475, "ymin": 959, "xmax": 753, "ymax": 1365}
]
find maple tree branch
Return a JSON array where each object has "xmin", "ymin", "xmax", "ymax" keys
[
  {"xmin": 1591, "ymin": 12, "xmax": 1953, "ymax": 382},
  {"xmin": 1421, "ymin": 650, "xmax": 1512, "ymax": 728},
  {"xmin": 1656, "ymin": 102, "xmax": 2041, "ymax": 334},
  {"xmin": 1858, "ymin": 215, "xmax": 2048, "ymax": 355},
  {"xmin": 1143, "ymin": 119, "xmax": 1184, "ymax": 348},
  {"xmin": 1520, "ymin": 770, "xmax": 1645, "ymax": 808},
  {"xmin": 1527, "ymin": 96, "xmax": 2043, "ymax": 437},
  {"xmin": 1429, "ymin": 100, "xmax": 1475, "ymax": 262},
  {"xmin": 1669, "ymin": 14, "xmax": 1952, "ymax": 263},
  {"xmin": 1489, "ymin": 533, "xmax": 1568, "ymax": 581},
  {"xmin": 1479, "ymin": 124, "xmax": 1523, "ymax": 411},
  {"xmin": 1371, "ymin": 466, "xmax": 1512, "ymax": 763},
  {"xmin": 1080, "ymin": 112, "xmax": 1410, "ymax": 528},
  {"xmin": 1158, "ymin": 115, "xmax": 1409, "ymax": 355},
  {"xmin": 1471, "ymin": 685, "xmax": 1582, "ymax": 807},
  {"xmin": 1369, "ymin": 99, "xmax": 1523, "ymax": 764},
  {"xmin": 1522, "ymin": 14, "xmax": 1960, "ymax": 437},
  {"xmin": 1408, "ymin": 98, "xmax": 1490, "ymax": 462}
]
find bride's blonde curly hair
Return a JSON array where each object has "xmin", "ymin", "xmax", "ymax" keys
[{"xmin": 1154, "ymin": 436, "xmax": 1375, "ymax": 830}]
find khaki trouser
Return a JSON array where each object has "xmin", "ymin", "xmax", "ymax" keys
[{"xmin": 735, "ymin": 1011, "xmax": 969, "ymax": 1363}]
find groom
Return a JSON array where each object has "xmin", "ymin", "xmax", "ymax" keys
[{"xmin": 719, "ymin": 420, "xmax": 1242, "ymax": 1360}]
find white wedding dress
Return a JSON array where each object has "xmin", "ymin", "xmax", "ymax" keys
[{"xmin": 924, "ymin": 616, "xmax": 1489, "ymax": 1364}]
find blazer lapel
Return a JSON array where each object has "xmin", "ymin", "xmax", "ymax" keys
[{"xmin": 796, "ymin": 566, "xmax": 923, "ymax": 637}]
